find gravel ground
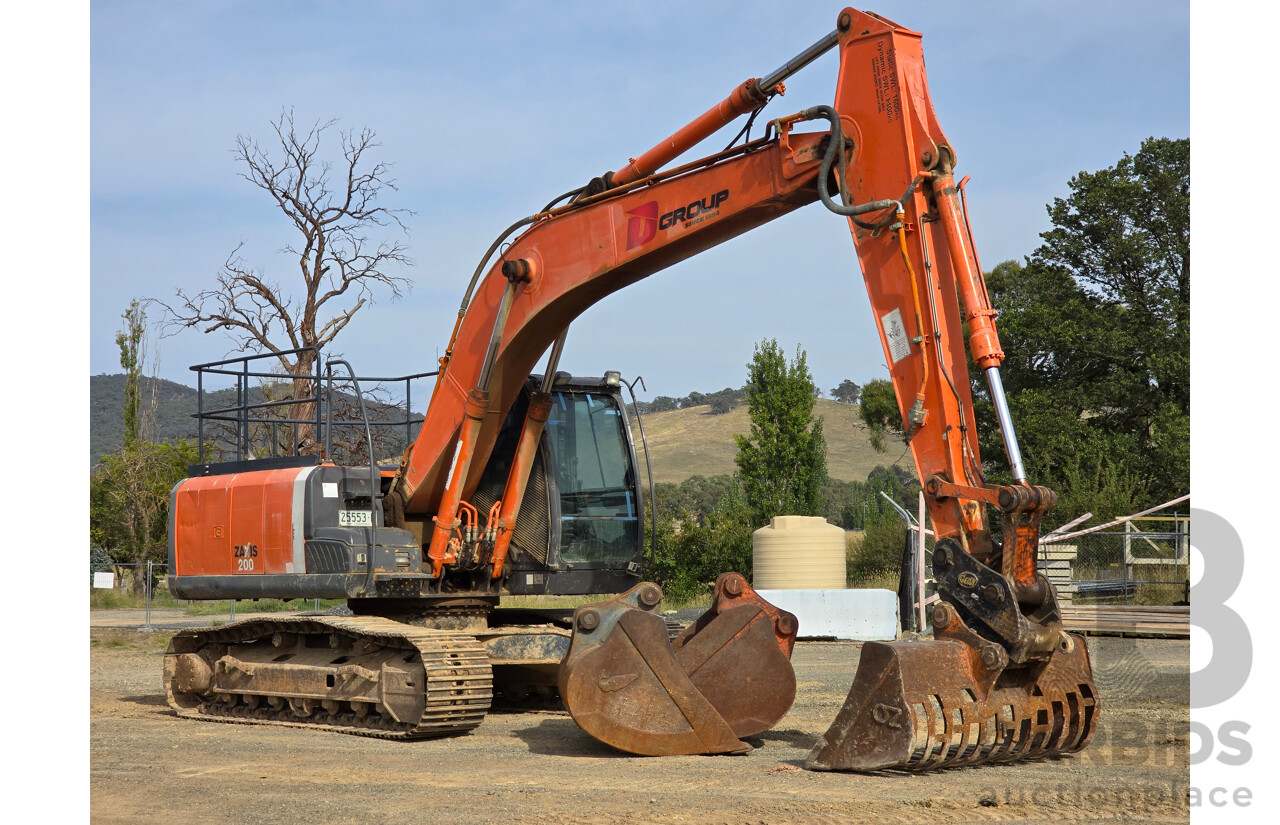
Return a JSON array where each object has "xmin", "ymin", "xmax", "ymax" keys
[{"xmin": 89, "ymin": 614, "xmax": 1189, "ymax": 824}]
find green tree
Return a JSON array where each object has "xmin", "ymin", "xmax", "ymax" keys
[
  {"xmin": 976, "ymin": 137, "xmax": 1189, "ymax": 518},
  {"xmin": 653, "ymin": 475, "xmax": 738, "ymax": 522},
  {"xmin": 116, "ymin": 300, "xmax": 146, "ymax": 449},
  {"xmin": 90, "ymin": 438, "xmax": 202, "ymax": 569},
  {"xmin": 647, "ymin": 485, "xmax": 756, "ymax": 602},
  {"xmin": 681, "ymin": 391, "xmax": 707, "ymax": 409},
  {"xmin": 706, "ymin": 387, "xmax": 745, "ymax": 415},
  {"xmin": 846, "ymin": 515, "xmax": 909, "ymax": 585},
  {"xmin": 856, "ymin": 378, "xmax": 902, "ymax": 453},
  {"xmin": 820, "ymin": 465, "xmax": 917, "ymax": 530},
  {"xmin": 91, "ymin": 302, "xmax": 207, "ymax": 587},
  {"xmin": 830, "ymin": 379, "xmax": 861, "ymax": 405},
  {"xmin": 734, "ymin": 340, "xmax": 826, "ymax": 526},
  {"xmin": 646, "ymin": 395, "xmax": 679, "ymax": 413},
  {"xmin": 90, "ymin": 545, "xmax": 116, "ymax": 587}
]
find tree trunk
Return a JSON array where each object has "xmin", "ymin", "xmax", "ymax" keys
[{"xmin": 289, "ymin": 352, "xmax": 319, "ymax": 455}]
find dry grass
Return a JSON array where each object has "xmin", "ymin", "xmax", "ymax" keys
[
  {"xmin": 90, "ymin": 589, "xmax": 183, "ymax": 610},
  {"xmin": 843, "ymin": 530, "xmax": 901, "ymax": 589},
  {"xmin": 500, "ymin": 594, "xmax": 606, "ymax": 610},
  {"xmin": 181, "ymin": 598, "xmax": 345, "ymax": 615},
  {"xmin": 634, "ymin": 399, "xmax": 910, "ymax": 484},
  {"xmin": 90, "ymin": 628, "xmax": 175, "ymax": 652},
  {"xmin": 851, "ymin": 568, "xmax": 900, "ymax": 590}
]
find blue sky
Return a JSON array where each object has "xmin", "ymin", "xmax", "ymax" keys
[{"xmin": 88, "ymin": 1, "xmax": 1189, "ymax": 401}]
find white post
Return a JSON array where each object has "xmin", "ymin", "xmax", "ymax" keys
[
  {"xmin": 917, "ymin": 491, "xmax": 927, "ymax": 631},
  {"xmin": 1123, "ymin": 519, "xmax": 1132, "ymax": 603},
  {"xmin": 144, "ymin": 560, "xmax": 154, "ymax": 632}
]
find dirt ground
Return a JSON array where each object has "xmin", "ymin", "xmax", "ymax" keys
[{"xmin": 90, "ymin": 611, "xmax": 1189, "ymax": 824}]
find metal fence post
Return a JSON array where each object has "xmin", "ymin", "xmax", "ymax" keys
[
  {"xmin": 230, "ymin": 600, "xmax": 236, "ymax": 622},
  {"xmin": 143, "ymin": 560, "xmax": 154, "ymax": 632},
  {"xmin": 1125, "ymin": 521, "xmax": 1133, "ymax": 605},
  {"xmin": 916, "ymin": 491, "xmax": 927, "ymax": 632}
]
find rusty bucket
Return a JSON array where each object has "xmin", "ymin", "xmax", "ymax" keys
[
  {"xmin": 559, "ymin": 574, "xmax": 798, "ymax": 756},
  {"xmin": 805, "ymin": 600, "xmax": 1098, "ymax": 771}
]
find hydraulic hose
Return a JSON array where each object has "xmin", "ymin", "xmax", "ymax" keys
[
  {"xmin": 799, "ymin": 105, "xmax": 931, "ymax": 435},
  {"xmin": 458, "ymin": 215, "xmax": 537, "ymax": 317},
  {"xmin": 544, "ymin": 187, "xmax": 586, "ymax": 213},
  {"xmin": 801, "ymin": 105, "xmax": 902, "ymax": 224},
  {"xmin": 895, "ymin": 214, "xmax": 930, "ymax": 438},
  {"xmin": 432, "ymin": 214, "xmax": 538, "ymax": 402}
]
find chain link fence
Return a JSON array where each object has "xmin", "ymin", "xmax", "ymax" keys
[
  {"xmin": 1041, "ymin": 514, "xmax": 1190, "ymax": 606},
  {"xmin": 90, "ymin": 561, "xmax": 171, "ymax": 630},
  {"xmin": 90, "ymin": 561, "xmax": 298, "ymax": 629},
  {"xmin": 895, "ymin": 502, "xmax": 1191, "ymax": 632}
]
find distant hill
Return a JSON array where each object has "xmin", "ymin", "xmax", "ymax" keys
[
  {"xmin": 633, "ymin": 398, "xmax": 909, "ymax": 484},
  {"xmin": 91, "ymin": 373, "xmax": 432, "ymax": 468},
  {"xmin": 91, "ymin": 376, "xmax": 906, "ymax": 483},
  {"xmin": 90, "ymin": 375, "xmax": 206, "ymax": 465}
]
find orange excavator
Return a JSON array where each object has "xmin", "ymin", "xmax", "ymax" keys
[{"xmin": 165, "ymin": 8, "xmax": 1097, "ymax": 771}]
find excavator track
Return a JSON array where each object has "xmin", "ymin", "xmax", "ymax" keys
[{"xmin": 164, "ymin": 615, "xmax": 493, "ymax": 740}]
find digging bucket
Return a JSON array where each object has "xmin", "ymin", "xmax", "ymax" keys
[
  {"xmin": 805, "ymin": 600, "xmax": 1098, "ymax": 771},
  {"xmin": 559, "ymin": 574, "xmax": 798, "ymax": 755}
]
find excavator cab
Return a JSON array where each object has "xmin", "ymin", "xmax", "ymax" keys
[{"xmin": 470, "ymin": 373, "xmax": 651, "ymax": 596}]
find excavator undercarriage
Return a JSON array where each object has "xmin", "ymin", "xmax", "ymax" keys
[{"xmin": 165, "ymin": 615, "xmax": 493, "ymax": 739}]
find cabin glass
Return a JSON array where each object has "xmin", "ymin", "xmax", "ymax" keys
[{"xmin": 548, "ymin": 391, "xmax": 639, "ymax": 564}]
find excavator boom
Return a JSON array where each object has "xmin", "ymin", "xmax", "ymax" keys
[{"xmin": 393, "ymin": 133, "xmax": 828, "ymax": 517}]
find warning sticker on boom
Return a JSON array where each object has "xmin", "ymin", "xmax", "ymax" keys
[{"xmin": 881, "ymin": 308, "xmax": 911, "ymax": 364}]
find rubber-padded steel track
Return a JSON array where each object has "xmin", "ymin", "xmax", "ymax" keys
[{"xmin": 164, "ymin": 615, "xmax": 492, "ymax": 740}]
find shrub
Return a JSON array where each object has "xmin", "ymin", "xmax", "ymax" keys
[
  {"xmin": 846, "ymin": 517, "xmax": 907, "ymax": 586},
  {"xmin": 647, "ymin": 485, "xmax": 755, "ymax": 603}
]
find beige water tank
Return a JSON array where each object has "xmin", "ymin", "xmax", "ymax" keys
[{"xmin": 752, "ymin": 515, "xmax": 846, "ymax": 589}]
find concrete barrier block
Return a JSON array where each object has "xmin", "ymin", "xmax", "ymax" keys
[{"xmin": 755, "ymin": 588, "xmax": 899, "ymax": 641}]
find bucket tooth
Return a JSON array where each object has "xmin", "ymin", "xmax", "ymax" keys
[
  {"xmin": 558, "ymin": 575, "xmax": 798, "ymax": 756},
  {"xmin": 805, "ymin": 602, "xmax": 1099, "ymax": 772}
]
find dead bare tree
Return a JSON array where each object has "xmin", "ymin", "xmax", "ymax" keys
[{"xmin": 161, "ymin": 109, "xmax": 412, "ymax": 453}]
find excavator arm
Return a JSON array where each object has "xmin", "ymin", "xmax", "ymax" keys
[{"xmin": 389, "ymin": 7, "xmax": 1097, "ymax": 768}]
